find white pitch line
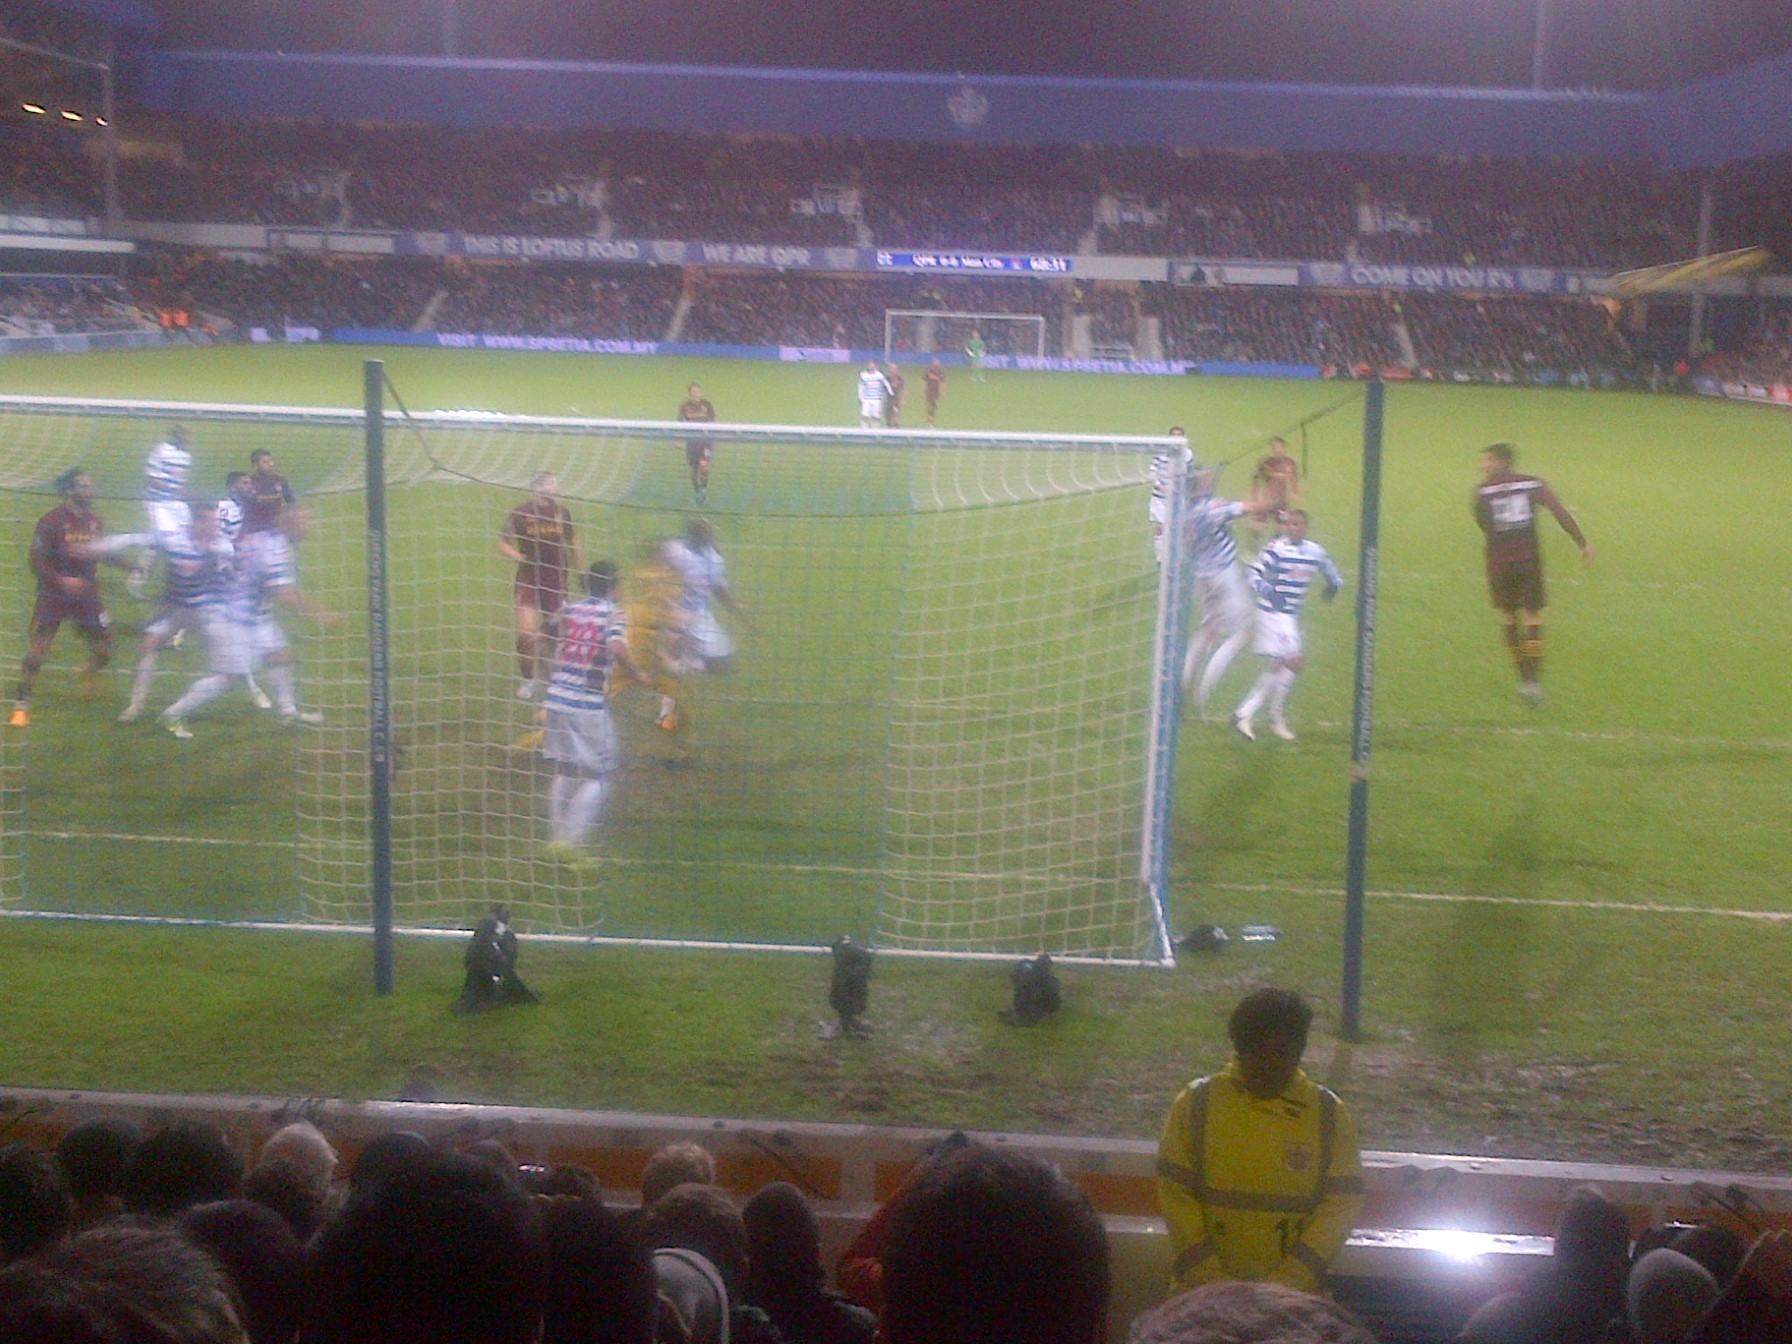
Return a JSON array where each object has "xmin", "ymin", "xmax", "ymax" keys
[
  {"xmin": 1203, "ymin": 881, "xmax": 1792, "ymax": 925},
  {"xmin": 34, "ymin": 830, "xmax": 297, "ymax": 850}
]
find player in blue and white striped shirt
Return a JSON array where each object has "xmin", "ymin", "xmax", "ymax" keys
[
  {"xmin": 858, "ymin": 362, "xmax": 893, "ymax": 427},
  {"xmin": 127, "ymin": 424, "xmax": 194, "ymax": 597},
  {"xmin": 117, "ymin": 505, "xmax": 231, "ymax": 723},
  {"xmin": 1181, "ymin": 467, "xmax": 1278, "ymax": 717},
  {"xmin": 541, "ymin": 561, "xmax": 644, "ymax": 862},
  {"xmin": 1234, "ymin": 510, "xmax": 1343, "ymax": 742}
]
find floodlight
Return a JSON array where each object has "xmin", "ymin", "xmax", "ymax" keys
[
  {"xmin": 61, "ymin": 110, "xmax": 82, "ymax": 121},
  {"xmin": 21, "ymin": 104, "xmax": 45, "ymax": 115}
]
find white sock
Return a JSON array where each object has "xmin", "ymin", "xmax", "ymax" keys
[
  {"xmin": 548, "ymin": 775, "xmax": 577, "ymax": 843},
  {"xmin": 1237, "ymin": 668, "xmax": 1275, "ymax": 721},
  {"xmin": 266, "ymin": 663, "xmax": 297, "ymax": 715},
  {"xmin": 1181, "ymin": 629, "xmax": 1215, "ymax": 693},
  {"xmin": 129, "ymin": 651, "xmax": 158, "ymax": 711},
  {"xmin": 165, "ymin": 673, "xmax": 230, "ymax": 719},
  {"xmin": 245, "ymin": 673, "xmax": 265, "ymax": 699},
  {"xmin": 658, "ymin": 694, "xmax": 676, "ymax": 718},
  {"xmin": 1268, "ymin": 666, "xmax": 1297, "ymax": 722},
  {"xmin": 566, "ymin": 777, "xmax": 607, "ymax": 845},
  {"xmin": 1199, "ymin": 628, "xmax": 1251, "ymax": 710}
]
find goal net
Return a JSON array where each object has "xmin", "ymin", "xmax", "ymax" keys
[
  {"xmin": 884, "ymin": 310, "xmax": 1050, "ymax": 364},
  {"xmin": 0, "ymin": 390, "xmax": 1189, "ymax": 964}
]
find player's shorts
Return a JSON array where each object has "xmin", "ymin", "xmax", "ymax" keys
[
  {"xmin": 543, "ymin": 705, "xmax": 620, "ymax": 776},
  {"xmin": 685, "ymin": 607, "xmax": 734, "ymax": 663},
  {"xmin": 1487, "ymin": 562, "xmax": 1545, "ymax": 613},
  {"xmin": 685, "ymin": 439, "xmax": 713, "ymax": 469},
  {"xmin": 515, "ymin": 577, "xmax": 568, "ymax": 617},
  {"xmin": 144, "ymin": 602, "xmax": 208, "ymax": 643},
  {"xmin": 202, "ymin": 613, "xmax": 253, "ymax": 677},
  {"xmin": 251, "ymin": 616, "xmax": 289, "ymax": 662},
  {"xmin": 1194, "ymin": 565, "xmax": 1254, "ymax": 638},
  {"xmin": 1251, "ymin": 610, "xmax": 1303, "ymax": 661},
  {"xmin": 30, "ymin": 589, "xmax": 109, "ymax": 642},
  {"xmin": 146, "ymin": 499, "xmax": 192, "ymax": 550},
  {"xmin": 859, "ymin": 396, "xmax": 884, "ymax": 420}
]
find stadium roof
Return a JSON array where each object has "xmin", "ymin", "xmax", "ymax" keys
[{"xmin": 132, "ymin": 0, "xmax": 1792, "ymax": 94}]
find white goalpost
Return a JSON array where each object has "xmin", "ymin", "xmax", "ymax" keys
[
  {"xmin": 884, "ymin": 310, "xmax": 1051, "ymax": 363},
  {"xmin": 0, "ymin": 389, "xmax": 1190, "ymax": 965}
]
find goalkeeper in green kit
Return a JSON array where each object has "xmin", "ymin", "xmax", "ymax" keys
[{"xmin": 966, "ymin": 328, "xmax": 986, "ymax": 382}]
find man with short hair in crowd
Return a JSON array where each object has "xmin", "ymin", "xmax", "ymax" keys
[{"xmin": 878, "ymin": 1145, "xmax": 1110, "ymax": 1344}]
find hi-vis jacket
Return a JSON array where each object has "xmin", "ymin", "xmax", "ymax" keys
[{"xmin": 1155, "ymin": 1060, "xmax": 1365, "ymax": 1292}]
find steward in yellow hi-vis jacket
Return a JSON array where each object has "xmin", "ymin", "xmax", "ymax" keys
[{"xmin": 1155, "ymin": 989, "xmax": 1365, "ymax": 1293}]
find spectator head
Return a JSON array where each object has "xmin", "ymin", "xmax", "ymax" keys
[
  {"xmin": 1555, "ymin": 1185, "xmax": 1633, "ymax": 1288},
  {"xmin": 0, "ymin": 1144, "xmax": 71, "ymax": 1262},
  {"xmin": 741, "ymin": 1181, "xmax": 824, "ymax": 1307},
  {"xmin": 240, "ymin": 1158, "xmax": 330, "ymax": 1244},
  {"xmin": 0, "ymin": 1219, "xmax": 246, "ymax": 1344},
  {"xmin": 528, "ymin": 1163, "xmax": 602, "ymax": 1204},
  {"xmin": 256, "ymin": 1122, "xmax": 337, "ymax": 1190},
  {"xmin": 879, "ymin": 1146, "xmax": 1109, "ymax": 1344},
  {"xmin": 1227, "ymin": 988, "xmax": 1313, "ymax": 1099},
  {"xmin": 347, "ymin": 1129, "xmax": 433, "ymax": 1193},
  {"xmin": 639, "ymin": 1182, "xmax": 750, "ymax": 1298},
  {"xmin": 639, "ymin": 1141, "xmax": 716, "ymax": 1207},
  {"xmin": 1626, "ymin": 1248, "xmax": 1718, "ymax": 1344},
  {"xmin": 1669, "ymin": 1223, "xmax": 1746, "ymax": 1287},
  {"xmin": 124, "ymin": 1122, "xmax": 244, "ymax": 1219},
  {"xmin": 1131, "ymin": 1280, "xmax": 1379, "ymax": 1343},
  {"xmin": 178, "ymin": 1200, "xmax": 304, "ymax": 1344},
  {"xmin": 305, "ymin": 1152, "xmax": 547, "ymax": 1344},
  {"xmin": 463, "ymin": 1138, "xmax": 521, "ymax": 1187},
  {"xmin": 541, "ymin": 1199, "xmax": 656, "ymax": 1344},
  {"xmin": 56, "ymin": 1118, "xmax": 141, "ymax": 1227}
]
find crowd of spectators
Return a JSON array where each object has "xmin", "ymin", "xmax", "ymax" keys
[
  {"xmin": 1078, "ymin": 284, "xmax": 1138, "ymax": 349},
  {"xmin": 1695, "ymin": 306, "xmax": 1792, "ymax": 385},
  {"xmin": 0, "ymin": 128, "xmax": 101, "ymax": 219},
  {"xmin": 125, "ymin": 254, "xmax": 445, "ymax": 334},
  {"xmin": 0, "ymin": 116, "xmax": 1730, "ymax": 274},
  {"xmin": 1402, "ymin": 294, "xmax": 1636, "ymax": 385},
  {"xmin": 0, "ymin": 277, "xmax": 145, "ymax": 335},
  {"xmin": 432, "ymin": 264, "xmax": 681, "ymax": 340},
  {"xmin": 1156, "ymin": 289, "xmax": 1402, "ymax": 369},
  {"xmin": 1, "ymin": 1067, "xmax": 1788, "ymax": 1341}
]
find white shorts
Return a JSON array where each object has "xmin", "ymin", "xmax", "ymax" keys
[
  {"xmin": 1194, "ymin": 565, "xmax": 1254, "ymax": 638},
  {"xmin": 859, "ymin": 396, "xmax": 884, "ymax": 420},
  {"xmin": 146, "ymin": 499, "xmax": 191, "ymax": 550},
  {"xmin": 252, "ymin": 616, "xmax": 288, "ymax": 661},
  {"xmin": 203, "ymin": 613, "xmax": 253, "ymax": 677},
  {"xmin": 144, "ymin": 603, "xmax": 208, "ymax": 643},
  {"xmin": 686, "ymin": 608, "xmax": 734, "ymax": 662},
  {"xmin": 543, "ymin": 706, "xmax": 620, "ymax": 776},
  {"xmin": 1252, "ymin": 610, "xmax": 1303, "ymax": 662}
]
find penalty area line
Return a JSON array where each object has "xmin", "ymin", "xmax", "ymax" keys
[
  {"xmin": 1205, "ymin": 881, "xmax": 1792, "ymax": 925},
  {"xmin": 34, "ymin": 830, "xmax": 298, "ymax": 850}
]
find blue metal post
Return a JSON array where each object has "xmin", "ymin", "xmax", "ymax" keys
[
  {"xmin": 1341, "ymin": 379, "xmax": 1384, "ymax": 1040},
  {"xmin": 365, "ymin": 360, "xmax": 395, "ymax": 995}
]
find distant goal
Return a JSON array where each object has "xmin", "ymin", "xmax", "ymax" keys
[{"xmin": 884, "ymin": 310, "xmax": 1049, "ymax": 364}]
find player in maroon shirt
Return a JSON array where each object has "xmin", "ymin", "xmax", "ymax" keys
[
  {"xmin": 12, "ymin": 468, "xmax": 118, "ymax": 727},
  {"xmin": 499, "ymin": 471, "xmax": 582, "ymax": 700},
  {"xmin": 242, "ymin": 448, "xmax": 297, "ymax": 535},
  {"xmin": 677, "ymin": 383, "xmax": 717, "ymax": 504},
  {"xmin": 923, "ymin": 358, "xmax": 946, "ymax": 426},
  {"xmin": 884, "ymin": 361, "xmax": 907, "ymax": 427},
  {"xmin": 1474, "ymin": 442, "xmax": 1593, "ymax": 704}
]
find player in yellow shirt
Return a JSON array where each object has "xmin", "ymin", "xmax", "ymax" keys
[{"xmin": 625, "ymin": 539, "xmax": 693, "ymax": 747}]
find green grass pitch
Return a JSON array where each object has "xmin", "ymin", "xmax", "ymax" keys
[{"xmin": 0, "ymin": 344, "xmax": 1787, "ymax": 1161}]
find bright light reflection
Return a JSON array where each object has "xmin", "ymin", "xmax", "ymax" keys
[{"xmin": 22, "ymin": 104, "xmax": 45, "ymax": 114}]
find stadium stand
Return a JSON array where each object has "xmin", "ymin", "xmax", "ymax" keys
[{"xmin": 1155, "ymin": 289, "xmax": 1402, "ymax": 370}]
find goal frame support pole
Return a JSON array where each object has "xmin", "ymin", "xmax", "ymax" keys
[
  {"xmin": 365, "ymin": 360, "xmax": 396, "ymax": 995},
  {"xmin": 1341, "ymin": 378, "xmax": 1384, "ymax": 1039}
]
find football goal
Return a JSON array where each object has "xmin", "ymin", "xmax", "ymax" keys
[
  {"xmin": 884, "ymin": 310, "xmax": 1050, "ymax": 364},
  {"xmin": 0, "ymin": 381, "xmax": 1191, "ymax": 965}
]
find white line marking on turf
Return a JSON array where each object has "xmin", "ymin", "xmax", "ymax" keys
[
  {"xmin": 1204, "ymin": 881, "xmax": 1792, "ymax": 924},
  {"xmin": 35, "ymin": 830, "xmax": 296, "ymax": 850}
]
